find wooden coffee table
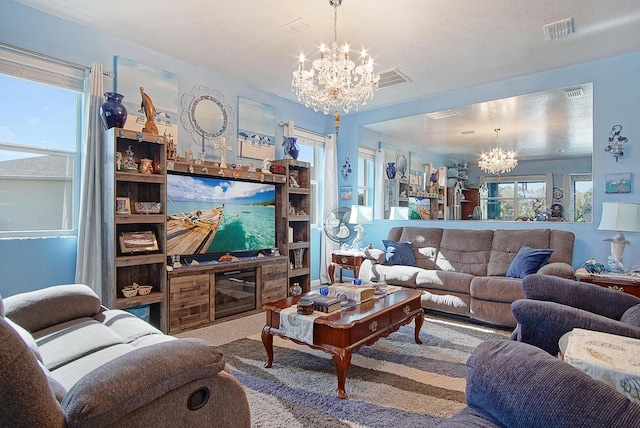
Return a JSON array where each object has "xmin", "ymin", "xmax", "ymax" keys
[{"xmin": 261, "ymin": 289, "xmax": 424, "ymax": 398}]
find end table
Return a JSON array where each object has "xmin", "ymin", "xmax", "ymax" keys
[
  {"xmin": 575, "ymin": 267, "xmax": 640, "ymax": 297},
  {"xmin": 328, "ymin": 250, "xmax": 364, "ymax": 283}
]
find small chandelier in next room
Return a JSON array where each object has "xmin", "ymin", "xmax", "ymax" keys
[
  {"xmin": 478, "ymin": 128, "xmax": 518, "ymax": 175},
  {"xmin": 291, "ymin": 0, "xmax": 380, "ymax": 114}
]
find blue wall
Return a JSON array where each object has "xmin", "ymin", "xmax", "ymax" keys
[{"xmin": 1, "ymin": 2, "xmax": 639, "ymax": 296}]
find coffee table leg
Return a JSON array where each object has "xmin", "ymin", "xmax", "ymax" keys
[
  {"xmin": 414, "ymin": 309, "xmax": 424, "ymax": 344},
  {"xmin": 261, "ymin": 326, "xmax": 274, "ymax": 368},
  {"xmin": 331, "ymin": 349, "xmax": 352, "ymax": 399}
]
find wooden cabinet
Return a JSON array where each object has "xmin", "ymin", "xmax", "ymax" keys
[
  {"xmin": 273, "ymin": 159, "xmax": 311, "ymax": 295},
  {"xmin": 167, "ymin": 256, "xmax": 288, "ymax": 333},
  {"xmin": 102, "ymin": 128, "xmax": 167, "ymax": 332}
]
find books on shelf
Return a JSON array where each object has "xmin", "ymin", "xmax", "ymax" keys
[
  {"xmin": 309, "ymin": 295, "xmax": 341, "ymax": 313},
  {"xmin": 328, "ymin": 284, "xmax": 375, "ymax": 302}
]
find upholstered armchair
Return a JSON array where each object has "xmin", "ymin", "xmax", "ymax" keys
[
  {"xmin": 0, "ymin": 284, "xmax": 250, "ymax": 427},
  {"xmin": 510, "ymin": 273, "xmax": 640, "ymax": 355},
  {"xmin": 439, "ymin": 339, "xmax": 640, "ymax": 427}
]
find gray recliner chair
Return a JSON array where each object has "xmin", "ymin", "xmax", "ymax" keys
[
  {"xmin": 510, "ymin": 273, "xmax": 640, "ymax": 355},
  {"xmin": 0, "ymin": 284, "xmax": 251, "ymax": 427}
]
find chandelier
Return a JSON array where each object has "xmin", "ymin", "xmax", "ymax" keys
[
  {"xmin": 291, "ymin": 0, "xmax": 380, "ymax": 114},
  {"xmin": 478, "ymin": 129, "xmax": 518, "ymax": 175}
]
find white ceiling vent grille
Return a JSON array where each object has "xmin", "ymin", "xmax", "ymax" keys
[
  {"xmin": 565, "ymin": 87, "xmax": 584, "ymax": 98},
  {"xmin": 378, "ymin": 68, "xmax": 412, "ymax": 89},
  {"xmin": 425, "ymin": 109, "xmax": 459, "ymax": 120},
  {"xmin": 279, "ymin": 18, "xmax": 312, "ymax": 36},
  {"xmin": 544, "ymin": 18, "xmax": 574, "ymax": 41}
]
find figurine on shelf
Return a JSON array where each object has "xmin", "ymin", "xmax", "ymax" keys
[
  {"xmin": 290, "ymin": 172, "xmax": 300, "ymax": 188},
  {"xmin": 261, "ymin": 158, "xmax": 272, "ymax": 174},
  {"xmin": 139, "ymin": 87, "xmax": 159, "ymax": 135},
  {"xmin": 122, "ymin": 145, "xmax": 138, "ymax": 171},
  {"xmin": 166, "ymin": 132, "xmax": 177, "ymax": 160},
  {"xmin": 214, "ymin": 136, "xmax": 231, "ymax": 168}
]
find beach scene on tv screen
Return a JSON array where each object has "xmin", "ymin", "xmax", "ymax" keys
[{"xmin": 166, "ymin": 173, "xmax": 275, "ymax": 255}]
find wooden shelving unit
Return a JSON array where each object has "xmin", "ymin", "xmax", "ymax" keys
[
  {"xmin": 273, "ymin": 159, "xmax": 311, "ymax": 295},
  {"xmin": 102, "ymin": 128, "xmax": 167, "ymax": 332}
]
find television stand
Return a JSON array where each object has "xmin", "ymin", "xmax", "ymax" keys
[{"xmin": 167, "ymin": 255, "xmax": 288, "ymax": 333}]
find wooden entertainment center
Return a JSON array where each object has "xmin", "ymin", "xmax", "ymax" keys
[{"xmin": 102, "ymin": 128, "xmax": 311, "ymax": 333}]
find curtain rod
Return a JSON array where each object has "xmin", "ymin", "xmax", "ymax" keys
[{"xmin": 0, "ymin": 42, "xmax": 113, "ymax": 76}]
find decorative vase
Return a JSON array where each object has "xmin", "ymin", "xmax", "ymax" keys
[
  {"xmin": 386, "ymin": 162, "xmax": 396, "ymax": 179},
  {"xmin": 286, "ymin": 137, "xmax": 299, "ymax": 160},
  {"xmin": 100, "ymin": 92, "xmax": 128, "ymax": 130}
]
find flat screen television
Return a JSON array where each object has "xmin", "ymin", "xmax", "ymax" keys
[{"xmin": 166, "ymin": 171, "xmax": 276, "ymax": 257}]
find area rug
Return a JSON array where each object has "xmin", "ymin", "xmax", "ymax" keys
[{"xmin": 217, "ymin": 317, "xmax": 510, "ymax": 427}]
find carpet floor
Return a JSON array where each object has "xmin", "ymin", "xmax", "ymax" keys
[{"xmin": 179, "ymin": 313, "xmax": 511, "ymax": 427}]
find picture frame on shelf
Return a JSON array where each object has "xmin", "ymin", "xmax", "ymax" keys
[
  {"xmin": 116, "ymin": 197, "xmax": 131, "ymax": 215},
  {"xmin": 119, "ymin": 230, "xmax": 159, "ymax": 254}
]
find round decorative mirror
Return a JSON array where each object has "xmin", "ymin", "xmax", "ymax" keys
[
  {"xmin": 181, "ymin": 84, "xmax": 235, "ymax": 145},
  {"xmin": 396, "ymin": 152, "xmax": 408, "ymax": 178}
]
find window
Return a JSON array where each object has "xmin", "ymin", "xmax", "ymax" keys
[
  {"xmin": 569, "ymin": 174, "xmax": 593, "ymax": 223},
  {"xmin": 0, "ymin": 44, "xmax": 85, "ymax": 236},
  {"xmin": 357, "ymin": 147, "xmax": 375, "ymax": 206},
  {"xmin": 484, "ymin": 175, "xmax": 550, "ymax": 221},
  {"xmin": 294, "ymin": 129, "xmax": 325, "ymax": 226}
]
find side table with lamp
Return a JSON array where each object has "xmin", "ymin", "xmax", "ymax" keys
[{"xmin": 328, "ymin": 205, "xmax": 372, "ymax": 283}]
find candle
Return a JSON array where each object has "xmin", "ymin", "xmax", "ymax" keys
[{"xmin": 201, "ymin": 134, "xmax": 205, "ymax": 152}]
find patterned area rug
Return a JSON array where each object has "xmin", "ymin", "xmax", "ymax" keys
[{"xmin": 218, "ymin": 317, "xmax": 510, "ymax": 427}]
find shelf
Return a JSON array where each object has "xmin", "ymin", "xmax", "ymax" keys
[
  {"xmin": 115, "ymin": 253, "xmax": 166, "ymax": 267},
  {"xmin": 115, "ymin": 291, "xmax": 166, "ymax": 309},
  {"xmin": 116, "ymin": 171, "xmax": 165, "ymax": 183},
  {"xmin": 288, "ymin": 241, "xmax": 310, "ymax": 249},
  {"xmin": 167, "ymin": 160, "xmax": 288, "ymax": 185},
  {"xmin": 289, "ymin": 187, "xmax": 310, "ymax": 195},
  {"xmin": 289, "ymin": 267, "xmax": 310, "ymax": 277},
  {"xmin": 115, "ymin": 214, "xmax": 165, "ymax": 224}
]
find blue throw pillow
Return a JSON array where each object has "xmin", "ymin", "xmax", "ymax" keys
[
  {"xmin": 506, "ymin": 246, "xmax": 554, "ymax": 279},
  {"xmin": 382, "ymin": 240, "xmax": 417, "ymax": 266}
]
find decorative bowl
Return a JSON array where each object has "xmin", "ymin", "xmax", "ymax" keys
[
  {"xmin": 122, "ymin": 287, "xmax": 138, "ymax": 298},
  {"xmin": 584, "ymin": 262, "xmax": 606, "ymax": 274},
  {"xmin": 137, "ymin": 285, "xmax": 153, "ymax": 295},
  {"xmin": 134, "ymin": 202, "xmax": 162, "ymax": 214},
  {"xmin": 297, "ymin": 299, "xmax": 314, "ymax": 315}
]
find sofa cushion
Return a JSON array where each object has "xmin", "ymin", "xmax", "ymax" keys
[
  {"xmin": 415, "ymin": 270, "xmax": 474, "ymax": 294},
  {"xmin": 621, "ymin": 304, "xmax": 640, "ymax": 327},
  {"xmin": 397, "ymin": 227, "xmax": 443, "ymax": 270},
  {"xmin": 383, "ymin": 240, "xmax": 417, "ymax": 266},
  {"xmin": 506, "ymin": 246, "xmax": 553, "ymax": 279},
  {"xmin": 488, "ymin": 229, "xmax": 551, "ymax": 276},
  {"xmin": 548, "ymin": 230, "xmax": 575, "ymax": 264},
  {"xmin": 5, "ymin": 317, "xmax": 42, "ymax": 362},
  {"xmin": 365, "ymin": 263, "xmax": 422, "ymax": 287},
  {"xmin": 470, "ymin": 276, "xmax": 525, "ymax": 303},
  {"xmin": 436, "ymin": 229, "xmax": 493, "ymax": 275},
  {"xmin": 363, "ymin": 247, "xmax": 386, "ymax": 264},
  {"xmin": 537, "ymin": 262, "xmax": 575, "ymax": 279}
]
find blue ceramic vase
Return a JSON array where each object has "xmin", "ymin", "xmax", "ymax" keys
[
  {"xmin": 286, "ymin": 137, "xmax": 299, "ymax": 160},
  {"xmin": 100, "ymin": 92, "xmax": 128, "ymax": 129},
  {"xmin": 386, "ymin": 162, "xmax": 396, "ymax": 179}
]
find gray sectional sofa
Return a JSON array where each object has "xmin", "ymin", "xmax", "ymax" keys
[
  {"xmin": 1, "ymin": 284, "xmax": 250, "ymax": 427},
  {"xmin": 359, "ymin": 226, "xmax": 575, "ymax": 327}
]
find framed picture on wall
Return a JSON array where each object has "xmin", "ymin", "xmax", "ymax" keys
[
  {"xmin": 605, "ymin": 173, "xmax": 632, "ymax": 193},
  {"xmin": 340, "ymin": 186, "xmax": 353, "ymax": 200}
]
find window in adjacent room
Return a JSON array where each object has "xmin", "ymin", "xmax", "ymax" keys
[
  {"xmin": 0, "ymin": 44, "xmax": 85, "ymax": 237},
  {"xmin": 483, "ymin": 175, "xmax": 550, "ymax": 221},
  {"xmin": 569, "ymin": 173, "xmax": 592, "ymax": 223},
  {"xmin": 357, "ymin": 147, "xmax": 375, "ymax": 206},
  {"xmin": 294, "ymin": 129, "xmax": 325, "ymax": 226}
]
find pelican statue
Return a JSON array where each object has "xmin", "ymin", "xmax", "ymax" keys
[
  {"xmin": 352, "ymin": 224, "xmax": 366, "ymax": 250},
  {"xmin": 604, "ymin": 233, "xmax": 632, "ymax": 271},
  {"xmin": 139, "ymin": 87, "xmax": 158, "ymax": 135}
]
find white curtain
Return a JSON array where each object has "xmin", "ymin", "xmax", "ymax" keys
[
  {"xmin": 75, "ymin": 63, "xmax": 104, "ymax": 296},
  {"xmin": 320, "ymin": 134, "xmax": 339, "ymax": 284}
]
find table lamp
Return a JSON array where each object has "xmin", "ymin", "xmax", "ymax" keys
[
  {"xmin": 597, "ymin": 202, "xmax": 640, "ymax": 272},
  {"xmin": 389, "ymin": 206, "xmax": 410, "ymax": 220},
  {"xmin": 349, "ymin": 205, "xmax": 373, "ymax": 250}
]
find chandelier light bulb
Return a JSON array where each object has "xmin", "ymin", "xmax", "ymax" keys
[{"xmin": 291, "ymin": 0, "xmax": 380, "ymax": 114}]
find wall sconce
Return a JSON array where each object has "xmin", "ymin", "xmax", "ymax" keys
[
  {"xmin": 341, "ymin": 157, "xmax": 352, "ymax": 180},
  {"xmin": 605, "ymin": 124, "xmax": 628, "ymax": 162}
]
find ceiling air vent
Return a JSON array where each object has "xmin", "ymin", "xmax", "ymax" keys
[
  {"xmin": 543, "ymin": 18, "xmax": 573, "ymax": 41},
  {"xmin": 378, "ymin": 68, "xmax": 412, "ymax": 89},
  {"xmin": 425, "ymin": 109, "xmax": 459, "ymax": 120},
  {"xmin": 279, "ymin": 18, "xmax": 312, "ymax": 36},
  {"xmin": 565, "ymin": 87, "xmax": 584, "ymax": 98}
]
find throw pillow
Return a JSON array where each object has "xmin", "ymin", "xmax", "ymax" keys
[
  {"xmin": 506, "ymin": 246, "xmax": 554, "ymax": 279},
  {"xmin": 382, "ymin": 240, "xmax": 417, "ymax": 266}
]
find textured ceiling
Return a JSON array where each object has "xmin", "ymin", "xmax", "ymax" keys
[{"xmin": 12, "ymin": 0, "xmax": 640, "ymax": 160}]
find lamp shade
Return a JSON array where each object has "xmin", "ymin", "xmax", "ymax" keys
[
  {"xmin": 349, "ymin": 205, "xmax": 373, "ymax": 225},
  {"xmin": 389, "ymin": 206, "xmax": 410, "ymax": 220},
  {"xmin": 598, "ymin": 202, "xmax": 640, "ymax": 232}
]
